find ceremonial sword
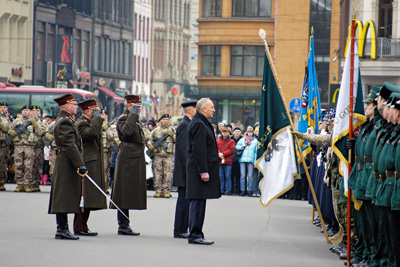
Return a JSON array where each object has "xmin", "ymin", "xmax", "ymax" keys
[{"xmin": 78, "ymin": 171, "xmax": 130, "ymax": 221}]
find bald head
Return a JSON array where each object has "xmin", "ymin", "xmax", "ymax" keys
[{"xmin": 196, "ymin": 98, "xmax": 215, "ymax": 119}]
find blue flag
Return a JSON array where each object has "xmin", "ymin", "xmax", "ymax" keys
[{"xmin": 297, "ymin": 34, "xmax": 321, "ymax": 159}]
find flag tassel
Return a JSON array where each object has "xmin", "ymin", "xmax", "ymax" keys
[{"xmin": 259, "ymin": 29, "xmax": 330, "ymax": 244}]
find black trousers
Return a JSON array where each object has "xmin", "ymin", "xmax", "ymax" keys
[
  {"xmin": 73, "ymin": 209, "xmax": 91, "ymax": 232},
  {"xmin": 392, "ymin": 210, "xmax": 400, "ymax": 267},
  {"xmin": 231, "ymin": 162, "xmax": 240, "ymax": 194},
  {"xmin": 188, "ymin": 199, "xmax": 206, "ymax": 241},
  {"xmin": 56, "ymin": 213, "xmax": 68, "ymax": 228},
  {"xmin": 174, "ymin": 187, "xmax": 190, "ymax": 235}
]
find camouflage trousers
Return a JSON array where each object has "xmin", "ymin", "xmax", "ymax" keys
[
  {"xmin": 0, "ymin": 145, "xmax": 9, "ymax": 186},
  {"xmin": 14, "ymin": 145, "xmax": 35, "ymax": 186},
  {"xmin": 152, "ymin": 155, "xmax": 174, "ymax": 193},
  {"xmin": 33, "ymin": 145, "xmax": 44, "ymax": 186},
  {"xmin": 332, "ymin": 182, "xmax": 356, "ymax": 243},
  {"xmin": 50, "ymin": 148, "xmax": 57, "ymax": 176},
  {"xmin": 103, "ymin": 150, "xmax": 112, "ymax": 189}
]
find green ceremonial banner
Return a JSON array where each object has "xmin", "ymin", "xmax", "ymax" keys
[{"xmin": 256, "ymin": 54, "xmax": 298, "ymax": 207}]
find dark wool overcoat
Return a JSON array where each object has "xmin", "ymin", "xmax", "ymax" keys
[
  {"xmin": 172, "ymin": 115, "xmax": 190, "ymax": 187},
  {"xmin": 75, "ymin": 115, "xmax": 107, "ymax": 209},
  {"xmin": 111, "ymin": 112, "xmax": 147, "ymax": 210},
  {"xmin": 48, "ymin": 110, "xmax": 85, "ymax": 214},
  {"xmin": 186, "ymin": 112, "xmax": 221, "ymax": 199}
]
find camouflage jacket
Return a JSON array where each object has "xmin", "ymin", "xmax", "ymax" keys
[
  {"xmin": 102, "ymin": 122, "xmax": 121, "ymax": 151},
  {"xmin": 35, "ymin": 116, "xmax": 47, "ymax": 146},
  {"xmin": 0, "ymin": 113, "xmax": 11, "ymax": 146},
  {"xmin": 297, "ymin": 132, "xmax": 332, "ymax": 147},
  {"xmin": 45, "ymin": 121, "xmax": 57, "ymax": 148},
  {"xmin": 9, "ymin": 115, "xmax": 43, "ymax": 146},
  {"xmin": 147, "ymin": 123, "xmax": 175, "ymax": 156}
]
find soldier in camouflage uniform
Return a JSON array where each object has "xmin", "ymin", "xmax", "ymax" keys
[
  {"xmin": 148, "ymin": 114, "xmax": 175, "ymax": 198},
  {"xmin": 101, "ymin": 111, "xmax": 121, "ymax": 193},
  {"xmin": 294, "ymin": 129, "xmax": 354, "ymax": 258},
  {"xmin": 45, "ymin": 120, "xmax": 57, "ymax": 184},
  {"xmin": 0, "ymin": 102, "xmax": 11, "ymax": 191},
  {"xmin": 31, "ymin": 105, "xmax": 46, "ymax": 191},
  {"xmin": 9, "ymin": 105, "xmax": 43, "ymax": 192}
]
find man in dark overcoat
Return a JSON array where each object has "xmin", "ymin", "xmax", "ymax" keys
[
  {"xmin": 172, "ymin": 100, "xmax": 197, "ymax": 239},
  {"xmin": 48, "ymin": 94, "xmax": 87, "ymax": 240},
  {"xmin": 73, "ymin": 99, "xmax": 107, "ymax": 236},
  {"xmin": 186, "ymin": 98, "xmax": 220, "ymax": 245},
  {"xmin": 111, "ymin": 94, "xmax": 146, "ymax": 236}
]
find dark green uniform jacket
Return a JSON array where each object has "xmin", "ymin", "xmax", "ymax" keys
[
  {"xmin": 48, "ymin": 111, "xmax": 85, "ymax": 214},
  {"xmin": 76, "ymin": 115, "xmax": 107, "ymax": 210},
  {"xmin": 111, "ymin": 112, "xmax": 147, "ymax": 210}
]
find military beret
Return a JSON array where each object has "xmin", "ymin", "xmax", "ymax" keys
[
  {"xmin": 77, "ymin": 99, "xmax": 100, "ymax": 111},
  {"xmin": 0, "ymin": 102, "xmax": 8, "ymax": 107},
  {"xmin": 31, "ymin": 105, "xmax": 41, "ymax": 110},
  {"xmin": 181, "ymin": 100, "xmax": 197, "ymax": 108},
  {"xmin": 53, "ymin": 93, "xmax": 77, "ymax": 106},
  {"xmin": 125, "ymin": 94, "xmax": 141, "ymax": 104},
  {"xmin": 147, "ymin": 119, "xmax": 156, "ymax": 127},
  {"xmin": 158, "ymin": 113, "xmax": 171, "ymax": 122},
  {"xmin": 21, "ymin": 105, "xmax": 30, "ymax": 111}
]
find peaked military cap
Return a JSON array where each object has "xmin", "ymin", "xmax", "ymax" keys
[
  {"xmin": 53, "ymin": 93, "xmax": 77, "ymax": 106},
  {"xmin": 181, "ymin": 100, "xmax": 197, "ymax": 108},
  {"xmin": 388, "ymin": 93, "xmax": 400, "ymax": 110},
  {"xmin": 158, "ymin": 113, "xmax": 171, "ymax": 122},
  {"xmin": 364, "ymin": 86, "xmax": 380, "ymax": 104},
  {"xmin": 77, "ymin": 99, "xmax": 100, "ymax": 111},
  {"xmin": 125, "ymin": 94, "xmax": 141, "ymax": 104}
]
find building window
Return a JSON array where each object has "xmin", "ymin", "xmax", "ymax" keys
[
  {"xmin": 46, "ymin": 24, "xmax": 55, "ymax": 62},
  {"xmin": 82, "ymin": 31, "xmax": 89, "ymax": 71},
  {"xmin": 203, "ymin": 0, "xmax": 222, "ymax": 17},
  {"xmin": 201, "ymin": 45, "xmax": 221, "ymax": 76},
  {"xmin": 125, "ymin": 43, "xmax": 130, "ymax": 75},
  {"xmin": 94, "ymin": 36, "xmax": 100, "ymax": 70},
  {"xmin": 170, "ymin": 0, "xmax": 173, "ymax": 23},
  {"xmin": 379, "ymin": 0, "xmax": 393, "ymax": 37},
  {"xmin": 74, "ymin": 29, "xmax": 81, "ymax": 70},
  {"xmin": 231, "ymin": 46, "xmax": 264, "ymax": 77},
  {"xmin": 233, "ymin": 0, "xmax": 271, "ymax": 17},
  {"xmin": 36, "ymin": 22, "xmax": 45, "ymax": 61}
]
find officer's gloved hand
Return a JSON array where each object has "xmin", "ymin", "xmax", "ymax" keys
[
  {"xmin": 78, "ymin": 165, "xmax": 88, "ymax": 176},
  {"xmin": 345, "ymin": 137, "xmax": 356, "ymax": 150},
  {"xmin": 129, "ymin": 105, "xmax": 139, "ymax": 115},
  {"xmin": 92, "ymin": 109, "xmax": 101, "ymax": 117}
]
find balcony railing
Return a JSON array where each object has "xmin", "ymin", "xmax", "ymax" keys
[{"xmin": 359, "ymin": 37, "xmax": 400, "ymax": 59}]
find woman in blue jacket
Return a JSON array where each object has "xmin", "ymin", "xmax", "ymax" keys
[{"xmin": 235, "ymin": 127, "xmax": 258, "ymax": 196}]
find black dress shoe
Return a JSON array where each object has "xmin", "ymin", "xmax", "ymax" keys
[
  {"xmin": 188, "ymin": 238, "xmax": 214, "ymax": 245},
  {"xmin": 55, "ymin": 229, "xmax": 79, "ymax": 240},
  {"xmin": 118, "ymin": 226, "xmax": 140, "ymax": 236},
  {"xmin": 174, "ymin": 233, "xmax": 189, "ymax": 239},
  {"xmin": 239, "ymin": 191, "xmax": 247, "ymax": 196},
  {"xmin": 75, "ymin": 230, "xmax": 98, "ymax": 236}
]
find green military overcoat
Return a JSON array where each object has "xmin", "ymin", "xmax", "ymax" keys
[
  {"xmin": 111, "ymin": 112, "xmax": 147, "ymax": 210},
  {"xmin": 75, "ymin": 115, "xmax": 107, "ymax": 210},
  {"xmin": 48, "ymin": 111, "xmax": 85, "ymax": 214}
]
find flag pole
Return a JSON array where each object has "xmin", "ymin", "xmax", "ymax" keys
[
  {"xmin": 259, "ymin": 29, "xmax": 330, "ymax": 244},
  {"xmin": 346, "ymin": 16, "xmax": 356, "ymax": 267}
]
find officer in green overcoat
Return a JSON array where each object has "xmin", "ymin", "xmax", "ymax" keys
[
  {"xmin": 390, "ymin": 94, "xmax": 400, "ymax": 266},
  {"xmin": 111, "ymin": 94, "xmax": 147, "ymax": 236},
  {"xmin": 369, "ymin": 83, "xmax": 400, "ymax": 266},
  {"xmin": 73, "ymin": 99, "xmax": 107, "ymax": 236},
  {"xmin": 346, "ymin": 86, "xmax": 378, "ymax": 265},
  {"xmin": 48, "ymin": 94, "xmax": 87, "ymax": 240}
]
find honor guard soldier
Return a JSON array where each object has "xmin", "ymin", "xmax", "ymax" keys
[
  {"xmin": 111, "ymin": 94, "xmax": 147, "ymax": 236},
  {"xmin": 48, "ymin": 93, "xmax": 87, "ymax": 240},
  {"xmin": 31, "ymin": 105, "xmax": 46, "ymax": 191},
  {"xmin": 73, "ymin": 99, "xmax": 107, "ymax": 236},
  {"xmin": 173, "ymin": 100, "xmax": 197, "ymax": 238},
  {"xmin": 147, "ymin": 113, "xmax": 175, "ymax": 198},
  {"xmin": 0, "ymin": 102, "xmax": 11, "ymax": 191},
  {"xmin": 9, "ymin": 105, "xmax": 43, "ymax": 192}
]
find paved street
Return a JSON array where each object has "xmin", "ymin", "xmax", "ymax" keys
[{"xmin": 1, "ymin": 184, "xmax": 342, "ymax": 267}]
